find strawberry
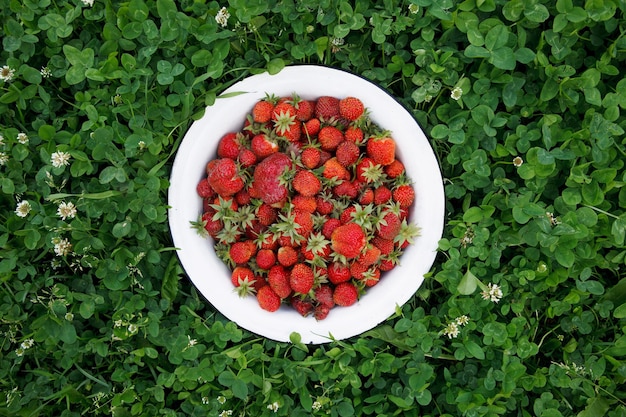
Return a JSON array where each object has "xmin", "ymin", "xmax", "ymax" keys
[
  {"xmin": 251, "ymin": 152, "xmax": 293, "ymax": 206},
  {"xmin": 314, "ymin": 284, "xmax": 335, "ymax": 308},
  {"xmin": 257, "ymin": 285, "xmax": 281, "ymax": 312},
  {"xmin": 314, "ymin": 304, "xmax": 330, "ymax": 320},
  {"xmin": 372, "ymin": 236, "xmax": 395, "ymax": 255},
  {"xmin": 290, "ymin": 263, "xmax": 315, "ymax": 294},
  {"xmin": 335, "ymin": 140, "xmax": 360, "ymax": 167},
  {"xmin": 201, "ymin": 211, "xmax": 223, "ymax": 238},
  {"xmin": 321, "ymin": 157, "xmax": 351, "ymax": 182},
  {"xmin": 374, "ymin": 185, "xmax": 392, "ymax": 205},
  {"xmin": 318, "ymin": 126, "xmax": 344, "ymax": 151},
  {"xmin": 333, "ymin": 282, "xmax": 358, "ymax": 306},
  {"xmin": 331, "ymin": 223, "xmax": 366, "ymax": 259},
  {"xmin": 315, "ymin": 194, "xmax": 334, "ymax": 215},
  {"xmin": 291, "ymin": 95, "xmax": 315, "ymax": 121},
  {"xmin": 393, "ymin": 184, "xmax": 415, "ymax": 208},
  {"xmin": 273, "ymin": 102, "xmax": 301, "ymax": 142},
  {"xmin": 217, "ymin": 132, "xmax": 244, "ymax": 160},
  {"xmin": 277, "ymin": 246, "xmax": 298, "ymax": 267},
  {"xmin": 208, "ymin": 158, "xmax": 245, "ymax": 197},
  {"xmin": 377, "ymin": 211, "xmax": 402, "ymax": 240},
  {"xmin": 379, "ymin": 258, "xmax": 396, "ymax": 272},
  {"xmin": 268, "ymin": 264, "xmax": 292, "ymax": 298},
  {"xmin": 229, "ymin": 240, "xmax": 256, "ymax": 264},
  {"xmin": 339, "ymin": 206, "xmax": 356, "ymax": 224},
  {"xmin": 301, "ymin": 147, "xmax": 321, "ymax": 169},
  {"xmin": 355, "ymin": 157, "xmax": 384, "ymax": 184},
  {"xmin": 303, "ymin": 118, "xmax": 321, "ymax": 137},
  {"xmin": 256, "ymin": 248, "xmax": 276, "ymax": 270},
  {"xmin": 315, "ymin": 96, "xmax": 340, "ymax": 119},
  {"xmin": 361, "ymin": 267, "xmax": 381, "ymax": 287},
  {"xmin": 251, "ymin": 133, "xmax": 278, "ymax": 159},
  {"xmin": 321, "ymin": 218, "xmax": 342, "ymax": 239},
  {"xmin": 292, "ymin": 169, "xmax": 322, "ymax": 197},
  {"xmin": 257, "ymin": 203, "xmax": 278, "ymax": 226},
  {"xmin": 237, "ymin": 148, "xmax": 257, "ymax": 167},
  {"xmin": 349, "ymin": 261, "xmax": 368, "ymax": 280},
  {"xmin": 196, "ymin": 178, "xmax": 215, "ymax": 199},
  {"xmin": 328, "ymin": 261, "xmax": 351, "ymax": 284},
  {"xmin": 294, "ymin": 209, "xmax": 314, "ymax": 238},
  {"xmin": 231, "ymin": 266, "xmax": 257, "ymax": 296},
  {"xmin": 333, "ymin": 181, "xmax": 359, "ymax": 199},
  {"xmin": 358, "ymin": 188, "xmax": 374, "ymax": 205},
  {"xmin": 366, "ymin": 135, "xmax": 396, "ymax": 166},
  {"xmin": 339, "ymin": 96, "xmax": 365, "ymax": 121},
  {"xmin": 384, "ymin": 159, "xmax": 405, "ymax": 178},
  {"xmin": 291, "ymin": 297, "xmax": 314, "ymax": 317},
  {"xmin": 344, "ymin": 125, "xmax": 364, "ymax": 144},
  {"xmin": 252, "ymin": 99, "xmax": 275, "ymax": 123},
  {"xmin": 356, "ymin": 245, "xmax": 381, "ymax": 266},
  {"xmin": 292, "ymin": 195, "xmax": 317, "ymax": 213}
]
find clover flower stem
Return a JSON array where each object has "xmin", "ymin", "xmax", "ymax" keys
[
  {"xmin": 583, "ymin": 204, "xmax": 620, "ymax": 220},
  {"xmin": 46, "ymin": 191, "xmax": 122, "ymax": 201}
]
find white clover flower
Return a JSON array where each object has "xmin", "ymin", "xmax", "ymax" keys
[
  {"xmin": 424, "ymin": 94, "xmax": 433, "ymax": 103},
  {"xmin": 41, "ymin": 66, "xmax": 52, "ymax": 78},
  {"xmin": 442, "ymin": 322, "xmax": 459, "ymax": 339},
  {"xmin": 138, "ymin": 140, "xmax": 146, "ymax": 150},
  {"xmin": 513, "ymin": 156, "xmax": 523, "ymax": 167},
  {"xmin": 187, "ymin": 335, "xmax": 197, "ymax": 347},
  {"xmin": 21, "ymin": 339, "xmax": 34, "ymax": 349},
  {"xmin": 15, "ymin": 347, "xmax": 25, "ymax": 357},
  {"xmin": 219, "ymin": 411, "xmax": 233, "ymax": 417},
  {"xmin": 15, "ymin": 201, "xmax": 32, "ymax": 218},
  {"xmin": 81, "ymin": 0, "xmax": 94, "ymax": 6},
  {"xmin": 481, "ymin": 283, "xmax": 503, "ymax": 303},
  {"xmin": 408, "ymin": 4, "xmax": 419, "ymax": 14},
  {"xmin": 114, "ymin": 319, "xmax": 123, "ymax": 328},
  {"xmin": 217, "ymin": 395, "xmax": 227, "ymax": 404},
  {"xmin": 201, "ymin": 396, "xmax": 209, "ymax": 405},
  {"xmin": 0, "ymin": 65, "xmax": 15, "ymax": 82},
  {"xmin": 51, "ymin": 151, "xmax": 71, "ymax": 168},
  {"xmin": 17, "ymin": 133, "xmax": 28, "ymax": 144},
  {"xmin": 331, "ymin": 37, "xmax": 345, "ymax": 47},
  {"xmin": 546, "ymin": 212, "xmax": 560, "ymax": 226},
  {"xmin": 451, "ymin": 86, "xmax": 463, "ymax": 101},
  {"xmin": 53, "ymin": 237, "xmax": 73, "ymax": 257},
  {"xmin": 65, "ymin": 312, "xmax": 74, "ymax": 321},
  {"xmin": 455, "ymin": 315, "xmax": 470, "ymax": 326},
  {"xmin": 312, "ymin": 401, "xmax": 322, "ymax": 411},
  {"xmin": 267, "ymin": 402, "xmax": 280, "ymax": 412},
  {"xmin": 215, "ymin": 7, "xmax": 230, "ymax": 27},
  {"xmin": 128, "ymin": 324, "xmax": 138, "ymax": 334},
  {"xmin": 0, "ymin": 152, "xmax": 8, "ymax": 165},
  {"xmin": 57, "ymin": 201, "xmax": 77, "ymax": 221}
]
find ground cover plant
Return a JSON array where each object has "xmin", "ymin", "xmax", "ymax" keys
[{"xmin": 1, "ymin": 0, "xmax": 626, "ymax": 415}]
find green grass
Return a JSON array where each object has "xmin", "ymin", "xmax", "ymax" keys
[{"xmin": 1, "ymin": 0, "xmax": 626, "ymax": 416}]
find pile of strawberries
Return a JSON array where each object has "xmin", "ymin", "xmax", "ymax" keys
[{"xmin": 194, "ymin": 93, "xmax": 420, "ymax": 320}]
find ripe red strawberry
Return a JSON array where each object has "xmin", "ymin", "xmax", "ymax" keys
[
  {"xmin": 366, "ymin": 135, "xmax": 396, "ymax": 166},
  {"xmin": 374, "ymin": 185, "xmax": 392, "ymax": 205},
  {"xmin": 291, "ymin": 297, "xmax": 314, "ymax": 317},
  {"xmin": 377, "ymin": 211, "xmax": 402, "ymax": 240},
  {"xmin": 250, "ymin": 152, "xmax": 293, "ymax": 205},
  {"xmin": 303, "ymin": 118, "xmax": 321, "ymax": 137},
  {"xmin": 355, "ymin": 157, "xmax": 383, "ymax": 184},
  {"xmin": 379, "ymin": 258, "xmax": 396, "ymax": 272},
  {"xmin": 339, "ymin": 206, "xmax": 356, "ymax": 224},
  {"xmin": 272, "ymin": 101, "xmax": 297, "ymax": 120},
  {"xmin": 294, "ymin": 99, "xmax": 315, "ymax": 121},
  {"xmin": 357, "ymin": 245, "xmax": 381, "ymax": 266},
  {"xmin": 393, "ymin": 184, "xmax": 415, "ymax": 208},
  {"xmin": 321, "ymin": 218, "xmax": 341, "ymax": 239},
  {"xmin": 301, "ymin": 146, "xmax": 321, "ymax": 169},
  {"xmin": 314, "ymin": 304, "xmax": 330, "ymax": 320},
  {"xmin": 358, "ymin": 188, "xmax": 374, "ymax": 205},
  {"xmin": 335, "ymin": 140, "xmax": 360, "ymax": 167},
  {"xmin": 362, "ymin": 267, "xmax": 381, "ymax": 287},
  {"xmin": 196, "ymin": 178, "xmax": 215, "ymax": 199},
  {"xmin": 314, "ymin": 285, "xmax": 335, "ymax": 308},
  {"xmin": 201, "ymin": 211, "xmax": 223, "ymax": 238},
  {"xmin": 251, "ymin": 133, "xmax": 278, "ymax": 159},
  {"xmin": 231, "ymin": 266, "xmax": 257, "ymax": 295},
  {"xmin": 372, "ymin": 236, "xmax": 395, "ymax": 255},
  {"xmin": 333, "ymin": 282, "xmax": 358, "ymax": 306},
  {"xmin": 277, "ymin": 246, "xmax": 298, "ymax": 267},
  {"xmin": 208, "ymin": 158, "xmax": 245, "ymax": 197},
  {"xmin": 229, "ymin": 240, "xmax": 256, "ymax": 264},
  {"xmin": 315, "ymin": 96, "xmax": 340, "ymax": 119},
  {"xmin": 331, "ymin": 223, "xmax": 366, "ymax": 259},
  {"xmin": 234, "ymin": 188, "xmax": 251, "ymax": 206},
  {"xmin": 339, "ymin": 96, "xmax": 365, "ymax": 121},
  {"xmin": 321, "ymin": 157, "xmax": 350, "ymax": 182},
  {"xmin": 349, "ymin": 261, "xmax": 368, "ymax": 280},
  {"xmin": 384, "ymin": 159, "xmax": 405, "ymax": 178},
  {"xmin": 293, "ymin": 169, "xmax": 322, "ymax": 197},
  {"xmin": 268, "ymin": 264, "xmax": 292, "ymax": 298},
  {"xmin": 333, "ymin": 181, "xmax": 359, "ymax": 199},
  {"xmin": 344, "ymin": 125, "xmax": 364, "ymax": 143},
  {"xmin": 252, "ymin": 100, "xmax": 275, "ymax": 123},
  {"xmin": 294, "ymin": 209, "xmax": 314, "ymax": 238},
  {"xmin": 257, "ymin": 203, "xmax": 278, "ymax": 226},
  {"xmin": 237, "ymin": 148, "xmax": 257, "ymax": 167},
  {"xmin": 290, "ymin": 263, "xmax": 315, "ymax": 294},
  {"xmin": 318, "ymin": 126, "xmax": 344, "ymax": 151},
  {"xmin": 273, "ymin": 102, "xmax": 301, "ymax": 142},
  {"xmin": 217, "ymin": 132, "xmax": 244, "ymax": 160},
  {"xmin": 256, "ymin": 248, "xmax": 276, "ymax": 270},
  {"xmin": 292, "ymin": 195, "xmax": 317, "ymax": 213},
  {"xmin": 328, "ymin": 261, "xmax": 351, "ymax": 284},
  {"xmin": 257, "ymin": 285, "xmax": 281, "ymax": 312}
]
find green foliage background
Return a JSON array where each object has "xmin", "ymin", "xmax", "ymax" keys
[{"xmin": 1, "ymin": 0, "xmax": 626, "ymax": 415}]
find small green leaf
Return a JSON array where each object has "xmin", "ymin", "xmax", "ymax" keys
[
  {"xmin": 458, "ymin": 270, "xmax": 479, "ymax": 295},
  {"xmin": 465, "ymin": 340, "xmax": 485, "ymax": 359},
  {"xmin": 267, "ymin": 58, "xmax": 285, "ymax": 75}
]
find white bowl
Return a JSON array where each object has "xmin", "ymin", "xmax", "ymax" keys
[{"xmin": 168, "ymin": 65, "xmax": 444, "ymax": 344}]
